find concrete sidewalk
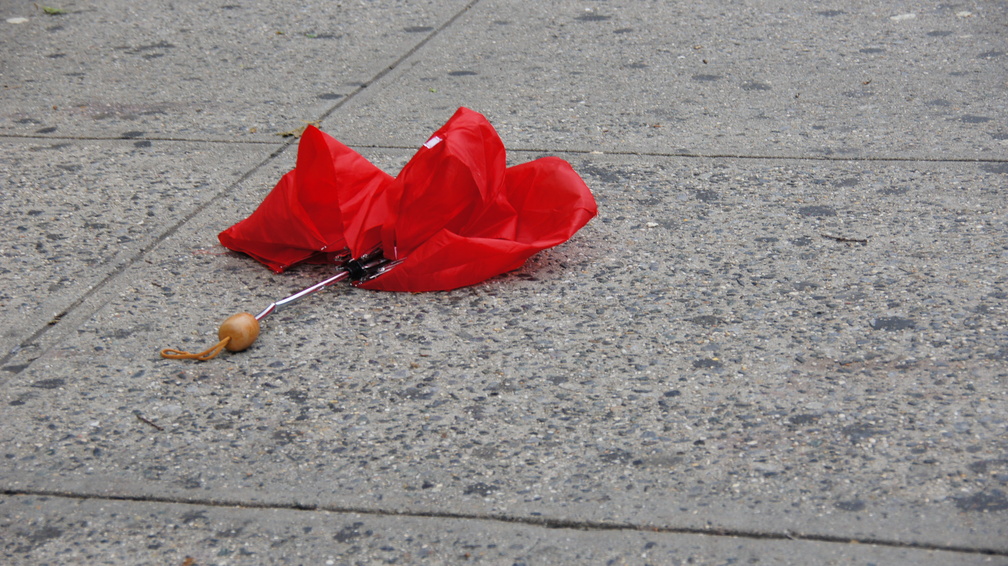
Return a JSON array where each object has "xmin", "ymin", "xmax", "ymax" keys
[{"xmin": 2, "ymin": 1, "xmax": 1006, "ymax": 563}]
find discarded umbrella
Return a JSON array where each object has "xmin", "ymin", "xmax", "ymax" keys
[{"xmin": 162, "ymin": 108, "xmax": 597, "ymax": 360}]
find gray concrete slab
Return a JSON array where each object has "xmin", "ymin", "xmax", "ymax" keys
[
  {"xmin": 1, "ymin": 152, "xmax": 1005, "ymax": 557},
  {"xmin": 325, "ymin": 0, "xmax": 1008, "ymax": 160},
  {"xmin": 0, "ymin": 138, "xmax": 267, "ymax": 370},
  {"xmin": 2, "ymin": 0, "xmax": 1007, "ymax": 563},
  {"xmin": 1, "ymin": 0, "xmax": 472, "ymax": 140},
  {"xmin": 5, "ymin": 494, "xmax": 999, "ymax": 566}
]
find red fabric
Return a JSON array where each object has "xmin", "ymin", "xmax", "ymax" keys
[
  {"xmin": 219, "ymin": 108, "xmax": 597, "ymax": 292},
  {"xmin": 219, "ymin": 126, "xmax": 392, "ymax": 271}
]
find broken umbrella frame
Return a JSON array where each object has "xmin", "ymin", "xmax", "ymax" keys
[{"xmin": 161, "ymin": 108, "xmax": 598, "ymax": 360}]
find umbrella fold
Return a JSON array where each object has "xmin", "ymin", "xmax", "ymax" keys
[{"xmin": 219, "ymin": 107, "xmax": 597, "ymax": 292}]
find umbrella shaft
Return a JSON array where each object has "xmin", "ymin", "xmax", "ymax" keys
[
  {"xmin": 253, "ymin": 254, "xmax": 391, "ymax": 321},
  {"xmin": 255, "ymin": 270, "xmax": 350, "ymax": 321}
]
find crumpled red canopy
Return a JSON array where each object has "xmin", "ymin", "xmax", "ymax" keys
[{"xmin": 219, "ymin": 108, "xmax": 597, "ymax": 292}]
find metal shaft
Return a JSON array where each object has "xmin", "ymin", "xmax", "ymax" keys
[
  {"xmin": 255, "ymin": 270, "xmax": 350, "ymax": 321},
  {"xmin": 252, "ymin": 255, "xmax": 393, "ymax": 321}
]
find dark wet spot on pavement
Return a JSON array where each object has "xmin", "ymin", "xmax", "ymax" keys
[
  {"xmin": 464, "ymin": 482, "xmax": 498, "ymax": 496},
  {"xmin": 398, "ymin": 386, "xmax": 434, "ymax": 400},
  {"xmin": 579, "ymin": 163, "xmax": 633, "ymax": 183},
  {"xmin": 695, "ymin": 189, "xmax": 719, "ymax": 202},
  {"xmin": 788, "ymin": 413, "xmax": 820, "ymax": 426},
  {"xmin": 599, "ymin": 448, "xmax": 634, "ymax": 464},
  {"xmin": 576, "ymin": 13, "xmax": 611, "ymax": 22},
  {"xmin": 334, "ymin": 522, "xmax": 370, "ymax": 543},
  {"xmin": 692, "ymin": 358, "xmax": 722, "ymax": 369},
  {"xmin": 878, "ymin": 186, "xmax": 909, "ymax": 195},
  {"xmin": 798, "ymin": 205, "xmax": 836, "ymax": 217},
  {"xmin": 180, "ymin": 510, "xmax": 207, "ymax": 524},
  {"xmin": 22, "ymin": 524, "xmax": 63, "ymax": 550},
  {"xmin": 690, "ymin": 315, "xmax": 723, "ymax": 327},
  {"xmin": 472, "ymin": 445, "xmax": 499, "ymax": 459},
  {"xmin": 955, "ymin": 490, "xmax": 1008, "ymax": 512},
  {"xmin": 968, "ymin": 459, "xmax": 1008, "ymax": 475},
  {"xmin": 179, "ymin": 475, "xmax": 202, "ymax": 489},
  {"xmin": 273, "ymin": 430, "xmax": 297, "ymax": 444},
  {"xmin": 841, "ymin": 423, "xmax": 887, "ymax": 445},
  {"xmin": 871, "ymin": 317, "xmax": 915, "ymax": 331},
  {"xmin": 834, "ymin": 500, "xmax": 866, "ymax": 512},
  {"xmin": 283, "ymin": 389, "xmax": 308, "ymax": 403}
]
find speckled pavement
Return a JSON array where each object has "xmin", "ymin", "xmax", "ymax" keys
[{"xmin": 2, "ymin": 1, "xmax": 1006, "ymax": 564}]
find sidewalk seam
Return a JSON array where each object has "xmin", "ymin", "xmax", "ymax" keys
[
  {"xmin": 4, "ymin": 489, "xmax": 1005, "ymax": 557},
  {"xmin": 314, "ymin": 0, "xmax": 483, "ymax": 125}
]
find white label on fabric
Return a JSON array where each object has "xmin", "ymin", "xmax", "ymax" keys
[{"xmin": 423, "ymin": 135, "xmax": 442, "ymax": 149}]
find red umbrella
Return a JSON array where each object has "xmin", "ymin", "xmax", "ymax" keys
[{"xmin": 162, "ymin": 108, "xmax": 596, "ymax": 360}]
